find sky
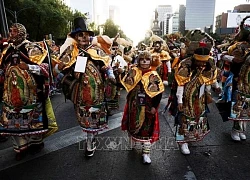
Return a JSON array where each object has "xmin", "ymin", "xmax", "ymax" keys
[{"xmin": 108, "ymin": 0, "xmax": 250, "ymax": 45}]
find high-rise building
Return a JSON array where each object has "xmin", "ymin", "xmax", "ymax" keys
[
  {"xmin": 185, "ymin": 0, "xmax": 215, "ymax": 31},
  {"xmin": 168, "ymin": 13, "xmax": 179, "ymax": 34},
  {"xmin": 157, "ymin": 5, "xmax": 173, "ymax": 35},
  {"xmin": 93, "ymin": 0, "xmax": 109, "ymax": 25},
  {"xmin": 178, "ymin": 5, "xmax": 186, "ymax": 35},
  {"xmin": 109, "ymin": 6, "xmax": 120, "ymax": 26}
]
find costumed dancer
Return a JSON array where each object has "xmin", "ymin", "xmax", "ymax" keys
[
  {"xmin": 150, "ymin": 40, "xmax": 172, "ymax": 86},
  {"xmin": 173, "ymin": 29, "xmax": 220, "ymax": 154},
  {"xmin": 106, "ymin": 36, "xmax": 127, "ymax": 114},
  {"xmin": 0, "ymin": 23, "xmax": 57, "ymax": 160},
  {"xmin": 120, "ymin": 50, "xmax": 164, "ymax": 164},
  {"xmin": 217, "ymin": 16, "xmax": 250, "ymax": 141},
  {"xmin": 57, "ymin": 17, "xmax": 115, "ymax": 157}
]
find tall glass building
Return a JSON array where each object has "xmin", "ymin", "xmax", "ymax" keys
[{"xmin": 185, "ymin": 0, "xmax": 216, "ymax": 30}]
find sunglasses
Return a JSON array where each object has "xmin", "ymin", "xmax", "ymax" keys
[{"xmin": 112, "ymin": 47, "xmax": 118, "ymax": 50}]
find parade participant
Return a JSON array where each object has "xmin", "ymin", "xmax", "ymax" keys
[
  {"xmin": 0, "ymin": 23, "xmax": 56, "ymax": 160},
  {"xmin": 0, "ymin": 36, "xmax": 9, "ymax": 142},
  {"xmin": 120, "ymin": 50, "xmax": 164, "ymax": 164},
  {"xmin": 173, "ymin": 29, "xmax": 220, "ymax": 154},
  {"xmin": 150, "ymin": 40, "xmax": 172, "ymax": 86},
  {"xmin": 58, "ymin": 17, "xmax": 115, "ymax": 157},
  {"xmin": 217, "ymin": 16, "xmax": 250, "ymax": 141}
]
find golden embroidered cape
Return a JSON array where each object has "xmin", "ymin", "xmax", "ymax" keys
[{"xmin": 120, "ymin": 67, "xmax": 164, "ymax": 98}]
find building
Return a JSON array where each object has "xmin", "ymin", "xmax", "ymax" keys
[
  {"xmin": 179, "ymin": 5, "xmax": 186, "ymax": 35},
  {"xmin": 215, "ymin": 4, "xmax": 250, "ymax": 36},
  {"xmin": 109, "ymin": 5, "xmax": 120, "ymax": 26},
  {"xmin": 178, "ymin": 5, "xmax": 186, "ymax": 36},
  {"xmin": 157, "ymin": 5, "xmax": 173, "ymax": 35},
  {"xmin": 185, "ymin": 0, "xmax": 215, "ymax": 31},
  {"xmin": 168, "ymin": 13, "xmax": 179, "ymax": 34}
]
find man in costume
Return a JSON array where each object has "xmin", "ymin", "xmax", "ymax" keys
[
  {"xmin": 150, "ymin": 40, "xmax": 172, "ymax": 86},
  {"xmin": 57, "ymin": 17, "xmax": 115, "ymax": 157},
  {"xmin": 173, "ymin": 29, "xmax": 220, "ymax": 154},
  {"xmin": 0, "ymin": 23, "xmax": 57, "ymax": 160},
  {"xmin": 218, "ymin": 16, "xmax": 250, "ymax": 141},
  {"xmin": 120, "ymin": 50, "xmax": 164, "ymax": 164}
]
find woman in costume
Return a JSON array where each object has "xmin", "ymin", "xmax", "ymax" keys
[
  {"xmin": 121, "ymin": 50, "xmax": 164, "ymax": 164},
  {"xmin": 0, "ymin": 23, "xmax": 57, "ymax": 160}
]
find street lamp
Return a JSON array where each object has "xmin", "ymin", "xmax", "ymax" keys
[{"xmin": 5, "ymin": 7, "xmax": 33, "ymax": 23}]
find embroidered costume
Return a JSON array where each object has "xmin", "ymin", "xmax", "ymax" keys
[
  {"xmin": 0, "ymin": 23, "xmax": 57, "ymax": 160},
  {"xmin": 57, "ymin": 17, "xmax": 115, "ymax": 157},
  {"xmin": 121, "ymin": 50, "xmax": 164, "ymax": 164}
]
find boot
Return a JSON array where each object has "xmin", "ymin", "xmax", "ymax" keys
[
  {"xmin": 231, "ymin": 130, "xmax": 240, "ymax": 141},
  {"xmin": 85, "ymin": 133, "xmax": 96, "ymax": 157},
  {"xmin": 239, "ymin": 132, "xmax": 246, "ymax": 140},
  {"xmin": 142, "ymin": 153, "xmax": 151, "ymax": 164},
  {"xmin": 142, "ymin": 141, "xmax": 151, "ymax": 164},
  {"xmin": 180, "ymin": 143, "xmax": 190, "ymax": 155}
]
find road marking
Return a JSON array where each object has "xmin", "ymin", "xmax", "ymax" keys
[{"xmin": 0, "ymin": 112, "xmax": 123, "ymax": 171}]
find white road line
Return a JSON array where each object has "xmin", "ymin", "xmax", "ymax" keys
[{"xmin": 0, "ymin": 112, "xmax": 123, "ymax": 171}]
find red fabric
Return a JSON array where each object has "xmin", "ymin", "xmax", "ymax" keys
[
  {"xmin": 121, "ymin": 103, "xmax": 160, "ymax": 143},
  {"xmin": 199, "ymin": 41, "xmax": 207, "ymax": 47},
  {"xmin": 121, "ymin": 103, "xmax": 128, "ymax": 130},
  {"xmin": 150, "ymin": 109, "xmax": 160, "ymax": 143},
  {"xmin": 162, "ymin": 62, "xmax": 168, "ymax": 81}
]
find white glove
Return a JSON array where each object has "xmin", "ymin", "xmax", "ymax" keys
[{"xmin": 163, "ymin": 81, "xmax": 168, "ymax": 86}]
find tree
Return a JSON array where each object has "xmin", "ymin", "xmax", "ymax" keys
[{"xmin": 4, "ymin": 0, "xmax": 86, "ymax": 42}]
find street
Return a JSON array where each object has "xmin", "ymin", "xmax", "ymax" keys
[{"xmin": 0, "ymin": 89, "xmax": 250, "ymax": 180}]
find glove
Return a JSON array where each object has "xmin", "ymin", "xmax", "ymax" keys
[{"xmin": 163, "ymin": 80, "xmax": 168, "ymax": 86}]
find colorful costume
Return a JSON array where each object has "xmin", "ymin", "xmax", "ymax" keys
[
  {"xmin": 150, "ymin": 41, "xmax": 172, "ymax": 85},
  {"xmin": 171, "ymin": 30, "xmax": 218, "ymax": 154},
  {"xmin": 121, "ymin": 50, "xmax": 164, "ymax": 164},
  {"xmin": 0, "ymin": 23, "xmax": 57, "ymax": 160},
  {"xmin": 218, "ymin": 17, "xmax": 250, "ymax": 141},
  {"xmin": 58, "ymin": 17, "xmax": 115, "ymax": 157}
]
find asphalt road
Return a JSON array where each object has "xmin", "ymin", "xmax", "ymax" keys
[{"xmin": 0, "ymin": 88, "xmax": 250, "ymax": 180}]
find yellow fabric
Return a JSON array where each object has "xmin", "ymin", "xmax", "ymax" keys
[
  {"xmin": 121, "ymin": 67, "xmax": 164, "ymax": 98},
  {"xmin": 142, "ymin": 71, "xmax": 164, "ymax": 98},
  {"xmin": 193, "ymin": 54, "xmax": 211, "ymax": 62},
  {"xmin": 175, "ymin": 63, "xmax": 192, "ymax": 86},
  {"xmin": 62, "ymin": 42, "xmax": 79, "ymax": 70},
  {"xmin": 87, "ymin": 48, "xmax": 111, "ymax": 67},
  {"xmin": 137, "ymin": 106, "xmax": 145, "ymax": 132},
  {"xmin": 228, "ymin": 43, "xmax": 238, "ymax": 55},
  {"xmin": 151, "ymin": 50, "xmax": 171, "ymax": 62},
  {"xmin": 0, "ymin": 44, "xmax": 10, "ymax": 65},
  {"xmin": 0, "ymin": 43, "xmax": 48, "ymax": 65},
  {"xmin": 120, "ymin": 67, "xmax": 142, "ymax": 92},
  {"xmin": 172, "ymin": 57, "xmax": 180, "ymax": 68},
  {"xmin": 28, "ymin": 50, "xmax": 48, "ymax": 65},
  {"xmin": 43, "ymin": 97, "xmax": 58, "ymax": 138},
  {"xmin": 202, "ymin": 68, "xmax": 218, "ymax": 85}
]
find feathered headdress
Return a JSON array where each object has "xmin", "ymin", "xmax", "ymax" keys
[
  {"xmin": 184, "ymin": 29, "xmax": 215, "ymax": 55},
  {"xmin": 147, "ymin": 30, "xmax": 170, "ymax": 52}
]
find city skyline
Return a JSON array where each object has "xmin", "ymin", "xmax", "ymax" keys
[{"xmin": 68, "ymin": 0, "xmax": 250, "ymax": 45}]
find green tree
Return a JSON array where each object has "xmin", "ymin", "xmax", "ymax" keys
[{"xmin": 4, "ymin": 0, "xmax": 86, "ymax": 42}]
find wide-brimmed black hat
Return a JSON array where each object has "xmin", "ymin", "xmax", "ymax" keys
[{"xmin": 70, "ymin": 17, "xmax": 94, "ymax": 37}]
